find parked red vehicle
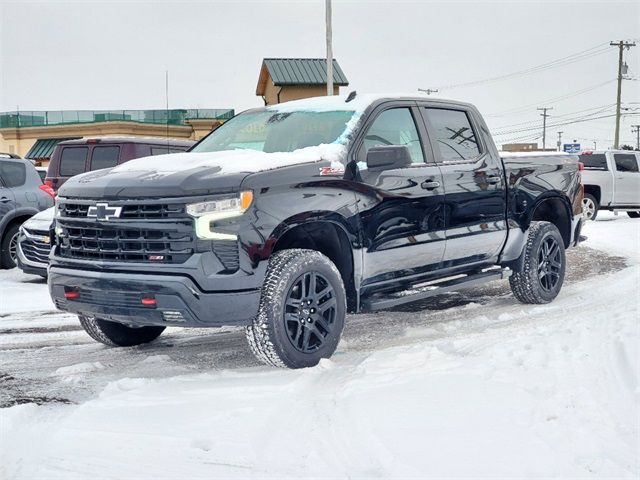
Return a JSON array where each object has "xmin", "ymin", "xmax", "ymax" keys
[{"xmin": 45, "ymin": 137, "xmax": 195, "ymax": 193}]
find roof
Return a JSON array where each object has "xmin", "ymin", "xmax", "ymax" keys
[
  {"xmin": 25, "ymin": 137, "xmax": 81, "ymax": 160},
  {"xmin": 256, "ymin": 58, "xmax": 349, "ymax": 95},
  {"xmin": 56, "ymin": 137, "xmax": 195, "ymax": 147}
]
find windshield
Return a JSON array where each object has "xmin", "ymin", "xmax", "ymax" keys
[{"xmin": 191, "ymin": 110, "xmax": 355, "ymax": 154}]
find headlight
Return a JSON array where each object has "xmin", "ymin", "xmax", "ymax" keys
[{"xmin": 187, "ymin": 191, "xmax": 253, "ymax": 240}]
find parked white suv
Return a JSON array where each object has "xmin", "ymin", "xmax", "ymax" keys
[{"xmin": 580, "ymin": 150, "xmax": 640, "ymax": 220}]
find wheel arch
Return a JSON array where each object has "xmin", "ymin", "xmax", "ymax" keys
[
  {"xmin": 583, "ymin": 184, "xmax": 601, "ymax": 204},
  {"xmin": 529, "ymin": 192, "xmax": 573, "ymax": 248},
  {"xmin": 270, "ymin": 214, "xmax": 359, "ymax": 312}
]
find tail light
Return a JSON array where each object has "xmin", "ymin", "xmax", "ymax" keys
[
  {"xmin": 39, "ymin": 183, "xmax": 56, "ymax": 198},
  {"xmin": 578, "ymin": 162, "xmax": 585, "ymax": 172}
]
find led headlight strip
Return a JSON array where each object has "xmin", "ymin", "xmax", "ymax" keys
[{"xmin": 187, "ymin": 191, "xmax": 253, "ymax": 240}]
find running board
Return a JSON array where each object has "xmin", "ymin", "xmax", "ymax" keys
[{"xmin": 361, "ymin": 268, "xmax": 512, "ymax": 312}]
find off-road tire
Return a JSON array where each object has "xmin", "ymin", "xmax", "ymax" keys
[
  {"xmin": 246, "ymin": 249, "xmax": 346, "ymax": 369},
  {"xmin": 509, "ymin": 221, "xmax": 566, "ymax": 304},
  {"xmin": 79, "ymin": 315, "xmax": 165, "ymax": 347},
  {"xmin": 0, "ymin": 223, "xmax": 20, "ymax": 269},
  {"xmin": 582, "ymin": 194, "xmax": 599, "ymax": 221},
  {"xmin": 627, "ymin": 211, "xmax": 640, "ymax": 218}
]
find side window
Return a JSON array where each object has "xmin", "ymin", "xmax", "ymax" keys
[
  {"xmin": 614, "ymin": 154, "xmax": 639, "ymax": 173},
  {"xmin": 358, "ymin": 108, "xmax": 425, "ymax": 164},
  {"xmin": 59, "ymin": 147, "xmax": 88, "ymax": 176},
  {"xmin": 423, "ymin": 108, "xmax": 481, "ymax": 162},
  {"xmin": 0, "ymin": 161, "xmax": 26, "ymax": 187},
  {"xmin": 90, "ymin": 146, "xmax": 120, "ymax": 171}
]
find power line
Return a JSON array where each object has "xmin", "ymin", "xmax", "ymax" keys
[
  {"xmin": 491, "ymin": 104, "xmax": 616, "ymax": 131},
  {"xmin": 494, "ymin": 112, "xmax": 640, "ymax": 137},
  {"xmin": 435, "ymin": 43, "xmax": 610, "ymax": 90},
  {"xmin": 485, "ymin": 79, "xmax": 617, "ymax": 117},
  {"xmin": 493, "ymin": 106, "xmax": 616, "ymax": 136}
]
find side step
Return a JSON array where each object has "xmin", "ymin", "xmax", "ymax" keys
[{"xmin": 361, "ymin": 268, "xmax": 512, "ymax": 312}]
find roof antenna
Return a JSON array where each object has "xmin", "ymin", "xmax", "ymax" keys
[{"xmin": 345, "ymin": 90, "xmax": 357, "ymax": 103}]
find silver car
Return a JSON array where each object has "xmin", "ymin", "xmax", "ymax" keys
[{"xmin": 16, "ymin": 206, "xmax": 54, "ymax": 277}]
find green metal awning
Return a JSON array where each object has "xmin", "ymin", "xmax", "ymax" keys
[
  {"xmin": 256, "ymin": 58, "xmax": 349, "ymax": 95},
  {"xmin": 25, "ymin": 137, "xmax": 80, "ymax": 160}
]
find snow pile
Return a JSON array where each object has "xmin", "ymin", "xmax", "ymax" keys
[
  {"xmin": 0, "ymin": 213, "xmax": 638, "ymax": 478},
  {"xmin": 111, "ymin": 143, "xmax": 346, "ymax": 176}
]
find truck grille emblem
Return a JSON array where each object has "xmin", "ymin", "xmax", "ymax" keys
[{"xmin": 87, "ymin": 203, "xmax": 122, "ymax": 221}]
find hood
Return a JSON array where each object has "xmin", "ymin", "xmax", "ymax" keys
[
  {"xmin": 23, "ymin": 207, "xmax": 55, "ymax": 231},
  {"xmin": 58, "ymin": 145, "xmax": 345, "ymax": 199}
]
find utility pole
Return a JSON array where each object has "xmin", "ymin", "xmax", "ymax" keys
[
  {"xmin": 610, "ymin": 40, "xmax": 636, "ymax": 148},
  {"xmin": 537, "ymin": 107, "xmax": 553, "ymax": 150},
  {"xmin": 418, "ymin": 88, "xmax": 439, "ymax": 95},
  {"xmin": 632, "ymin": 125, "xmax": 640, "ymax": 150},
  {"xmin": 326, "ymin": 0, "xmax": 333, "ymax": 96},
  {"xmin": 556, "ymin": 131, "xmax": 563, "ymax": 152},
  {"xmin": 593, "ymin": 141, "xmax": 597, "ymax": 150}
]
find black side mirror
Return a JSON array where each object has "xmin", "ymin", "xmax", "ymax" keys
[{"xmin": 366, "ymin": 146, "xmax": 412, "ymax": 171}]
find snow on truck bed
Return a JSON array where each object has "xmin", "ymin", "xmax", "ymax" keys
[{"xmin": 0, "ymin": 212, "xmax": 638, "ymax": 479}]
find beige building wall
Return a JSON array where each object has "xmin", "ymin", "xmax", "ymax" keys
[
  {"xmin": 262, "ymin": 82, "xmax": 341, "ymax": 106},
  {"xmin": 0, "ymin": 119, "xmax": 224, "ymax": 158}
]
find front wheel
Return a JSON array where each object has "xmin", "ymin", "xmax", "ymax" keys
[
  {"xmin": 509, "ymin": 221, "xmax": 566, "ymax": 304},
  {"xmin": 246, "ymin": 249, "xmax": 346, "ymax": 369},
  {"xmin": 79, "ymin": 315, "xmax": 165, "ymax": 347},
  {"xmin": 627, "ymin": 211, "xmax": 640, "ymax": 218},
  {"xmin": 0, "ymin": 223, "xmax": 20, "ymax": 269}
]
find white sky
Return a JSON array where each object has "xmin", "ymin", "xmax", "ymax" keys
[{"xmin": 1, "ymin": 0, "xmax": 639, "ymax": 149}]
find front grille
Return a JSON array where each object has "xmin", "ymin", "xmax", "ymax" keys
[
  {"xmin": 212, "ymin": 241, "xmax": 239, "ymax": 271},
  {"xmin": 59, "ymin": 202, "xmax": 185, "ymax": 219},
  {"xmin": 56, "ymin": 199, "xmax": 195, "ymax": 264},
  {"xmin": 57, "ymin": 222, "xmax": 194, "ymax": 263},
  {"xmin": 21, "ymin": 229, "xmax": 51, "ymax": 264}
]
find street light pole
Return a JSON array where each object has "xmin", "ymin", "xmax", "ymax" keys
[{"xmin": 326, "ymin": 0, "xmax": 333, "ymax": 96}]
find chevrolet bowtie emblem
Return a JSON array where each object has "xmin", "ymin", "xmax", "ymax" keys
[{"xmin": 87, "ymin": 203, "xmax": 123, "ymax": 221}]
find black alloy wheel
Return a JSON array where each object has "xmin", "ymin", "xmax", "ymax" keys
[
  {"xmin": 537, "ymin": 235, "xmax": 562, "ymax": 293},
  {"xmin": 284, "ymin": 271, "xmax": 337, "ymax": 353}
]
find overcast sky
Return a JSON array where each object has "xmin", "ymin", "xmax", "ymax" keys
[{"xmin": 1, "ymin": 0, "xmax": 639, "ymax": 148}]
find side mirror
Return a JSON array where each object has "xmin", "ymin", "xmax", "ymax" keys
[{"xmin": 366, "ymin": 145, "xmax": 412, "ymax": 171}]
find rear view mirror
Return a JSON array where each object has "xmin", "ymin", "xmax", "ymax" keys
[{"xmin": 366, "ymin": 146, "xmax": 412, "ymax": 171}]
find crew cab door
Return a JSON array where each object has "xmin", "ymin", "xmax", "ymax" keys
[
  {"xmin": 419, "ymin": 106, "xmax": 508, "ymax": 268},
  {"xmin": 612, "ymin": 152, "xmax": 640, "ymax": 206},
  {"xmin": 353, "ymin": 103, "xmax": 446, "ymax": 287}
]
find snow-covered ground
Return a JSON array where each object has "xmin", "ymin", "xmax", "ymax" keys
[{"xmin": 0, "ymin": 212, "xmax": 638, "ymax": 479}]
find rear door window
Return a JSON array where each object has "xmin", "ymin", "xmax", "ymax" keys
[
  {"xmin": 0, "ymin": 161, "xmax": 26, "ymax": 187},
  {"xmin": 423, "ymin": 108, "xmax": 482, "ymax": 162},
  {"xmin": 613, "ymin": 154, "xmax": 639, "ymax": 173},
  {"xmin": 59, "ymin": 147, "xmax": 88, "ymax": 176},
  {"xmin": 90, "ymin": 146, "xmax": 120, "ymax": 170},
  {"xmin": 579, "ymin": 154, "xmax": 608, "ymax": 170}
]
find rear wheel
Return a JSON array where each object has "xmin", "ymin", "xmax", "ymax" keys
[
  {"xmin": 582, "ymin": 194, "xmax": 598, "ymax": 221},
  {"xmin": 0, "ymin": 224, "xmax": 20, "ymax": 269},
  {"xmin": 78, "ymin": 315, "xmax": 165, "ymax": 347},
  {"xmin": 627, "ymin": 211, "xmax": 640, "ymax": 218},
  {"xmin": 509, "ymin": 221, "xmax": 566, "ymax": 304},
  {"xmin": 246, "ymin": 249, "xmax": 346, "ymax": 369}
]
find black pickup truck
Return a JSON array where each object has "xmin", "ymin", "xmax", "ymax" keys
[{"xmin": 49, "ymin": 94, "xmax": 583, "ymax": 368}]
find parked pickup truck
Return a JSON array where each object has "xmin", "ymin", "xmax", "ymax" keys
[
  {"xmin": 579, "ymin": 150, "xmax": 640, "ymax": 220},
  {"xmin": 48, "ymin": 94, "xmax": 583, "ymax": 368}
]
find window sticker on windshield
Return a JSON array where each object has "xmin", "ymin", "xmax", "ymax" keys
[{"xmin": 319, "ymin": 166, "xmax": 345, "ymax": 176}]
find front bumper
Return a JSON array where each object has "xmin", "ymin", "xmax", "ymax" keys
[{"xmin": 48, "ymin": 267, "xmax": 261, "ymax": 327}]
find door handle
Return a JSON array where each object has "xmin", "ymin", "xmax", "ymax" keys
[
  {"xmin": 485, "ymin": 175, "xmax": 501, "ymax": 185},
  {"xmin": 421, "ymin": 180, "xmax": 441, "ymax": 190},
  {"xmin": 0, "ymin": 197, "xmax": 11, "ymax": 203}
]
